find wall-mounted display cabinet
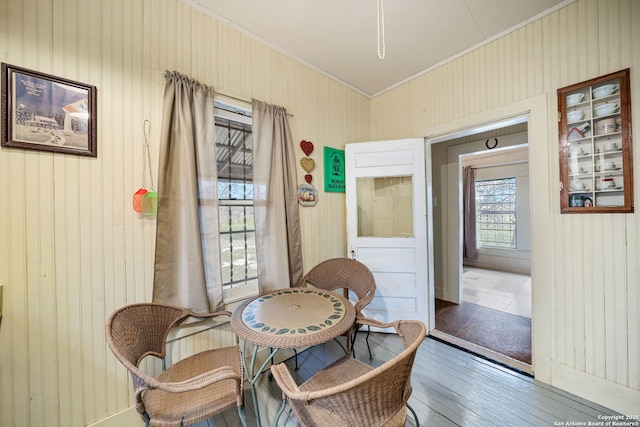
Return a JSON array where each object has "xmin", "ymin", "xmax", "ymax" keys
[{"xmin": 558, "ymin": 68, "xmax": 633, "ymax": 213}]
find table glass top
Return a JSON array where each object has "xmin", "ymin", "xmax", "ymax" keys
[{"xmin": 242, "ymin": 288, "xmax": 346, "ymax": 337}]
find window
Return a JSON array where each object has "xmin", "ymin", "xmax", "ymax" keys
[
  {"xmin": 215, "ymin": 102, "xmax": 258, "ymax": 301},
  {"xmin": 475, "ymin": 177, "xmax": 517, "ymax": 249}
]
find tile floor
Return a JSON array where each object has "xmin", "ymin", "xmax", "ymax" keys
[{"xmin": 462, "ymin": 267, "xmax": 531, "ymax": 318}]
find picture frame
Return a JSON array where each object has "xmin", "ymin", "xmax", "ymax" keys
[{"xmin": 1, "ymin": 63, "xmax": 97, "ymax": 157}]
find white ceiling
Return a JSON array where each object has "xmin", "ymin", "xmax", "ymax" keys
[{"xmin": 183, "ymin": 0, "xmax": 570, "ymax": 98}]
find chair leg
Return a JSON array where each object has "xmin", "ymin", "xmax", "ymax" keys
[
  {"xmin": 275, "ymin": 397, "xmax": 288, "ymax": 426},
  {"xmin": 351, "ymin": 325, "xmax": 373, "ymax": 359},
  {"xmin": 407, "ymin": 402, "xmax": 419, "ymax": 427},
  {"xmin": 333, "ymin": 337, "xmax": 348, "ymax": 355},
  {"xmin": 237, "ymin": 405, "xmax": 248, "ymax": 427}
]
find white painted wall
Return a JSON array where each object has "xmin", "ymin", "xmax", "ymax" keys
[
  {"xmin": 371, "ymin": 0, "xmax": 640, "ymax": 415},
  {"xmin": 1, "ymin": 0, "xmax": 639, "ymax": 425},
  {"xmin": 0, "ymin": 1, "xmax": 369, "ymax": 426}
]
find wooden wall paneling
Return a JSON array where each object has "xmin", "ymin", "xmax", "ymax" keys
[
  {"xmin": 613, "ymin": 216, "xmax": 629, "ymax": 385},
  {"xmin": 592, "ymin": 215, "xmax": 607, "ymax": 379},
  {"xmin": 631, "ymin": 0, "xmax": 640, "ymax": 391},
  {"xmin": 53, "ymin": 156, "xmax": 72, "ymax": 426},
  {"xmin": 602, "ymin": 216, "xmax": 617, "ymax": 381},
  {"xmin": 619, "ymin": 1, "xmax": 632, "ymax": 67},
  {"xmin": 629, "ymin": 217, "xmax": 640, "ymax": 391},
  {"xmin": 526, "ymin": 21, "xmax": 543, "ymax": 97}
]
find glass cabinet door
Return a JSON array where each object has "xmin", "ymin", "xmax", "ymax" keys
[{"xmin": 558, "ymin": 68, "xmax": 633, "ymax": 213}]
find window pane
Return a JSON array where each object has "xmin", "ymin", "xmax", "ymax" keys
[
  {"xmin": 475, "ymin": 178, "xmax": 517, "ymax": 248},
  {"xmin": 219, "ymin": 233, "xmax": 232, "ymax": 284},
  {"xmin": 215, "ymin": 105, "xmax": 257, "ymax": 294},
  {"xmin": 219, "ymin": 206, "xmax": 230, "ymax": 233},
  {"xmin": 357, "ymin": 176, "xmax": 413, "ymax": 237}
]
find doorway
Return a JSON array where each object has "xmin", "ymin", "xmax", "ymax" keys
[{"xmin": 429, "ymin": 120, "xmax": 533, "ymax": 374}]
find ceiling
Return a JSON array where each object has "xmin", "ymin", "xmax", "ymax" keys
[{"xmin": 182, "ymin": 0, "xmax": 570, "ymax": 98}]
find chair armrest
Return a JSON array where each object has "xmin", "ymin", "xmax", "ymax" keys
[
  {"xmin": 150, "ymin": 365, "xmax": 242, "ymax": 394},
  {"xmin": 355, "ymin": 315, "xmax": 398, "ymax": 330},
  {"xmin": 353, "ymin": 290, "xmax": 374, "ymax": 313},
  {"xmin": 270, "ymin": 363, "xmax": 302, "ymax": 398}
]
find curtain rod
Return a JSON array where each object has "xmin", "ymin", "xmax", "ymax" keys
[
  {"xmin": 161, "ymin": 72, "xmax": 293, "ymax": 117},
  {"xmin": 470, "ymin": 159, "xmax": 528, "ymax": 170}
]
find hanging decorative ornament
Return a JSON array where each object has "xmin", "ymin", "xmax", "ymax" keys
[
  {"xmin": 297, "ymin": 183, "xmax": 318, "ymax": 206},
  {"xmin": 300, "ymin": 157, "xmax": 316, "ymax": 173},
  {"xmin": 304, "ymin": 174, "xmax": 313, "ymax": 184},
  {"xmin": 133, "ymin": 188, "xmax": 148, "ymax": 213},
  {"xmin": 142, "ymin": 191, "xmax": 158, "ymax": 216},
  {"xmin": 133, "ymin": 119, "xmax": 157, "ymax": 216},
  {"xmin": 300, "ymin": 140, "xmax": 314, "ymax": 156}
]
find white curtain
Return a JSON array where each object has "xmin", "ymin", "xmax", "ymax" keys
[
  {"xmin": 252, "ymin": 99, "xmax": 303, "ymax": 291},
  {"xmin": 152, "ymin": 71, "xmax": 223, "ymax": 313}
]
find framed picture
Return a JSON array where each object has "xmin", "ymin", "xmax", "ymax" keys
[{"xmin": 1, "ymin": 63, "xmax": 97, "ymax": 157}]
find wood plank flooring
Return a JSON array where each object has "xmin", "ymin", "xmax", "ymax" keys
[{"xmin": 201, "ymin": 332, "xmax": 618, "ymax": 426}]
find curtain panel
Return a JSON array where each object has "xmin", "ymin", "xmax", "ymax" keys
[
  {"xmin": 153, "ymin": 71, "xmax": 223, "ymax": 313},
  {"xmin": 463, "ymin": 166, "xmax": 478, "ymax": 260},
  {"xmin": 252, "ymin": 99, "xmax": 304, "ymax": 291}
]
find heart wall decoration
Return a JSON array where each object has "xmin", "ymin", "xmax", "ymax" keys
[
  {"xmin": 300, "ymin": 140, "xmax": 314, "ymax": 156},
  {"xmin": 300, "ymin": 157, "xmax": 316, "ymax": 173},
  {"xmin": 304, "ymin": 174, "xmax": 313, "ymax": 184}
]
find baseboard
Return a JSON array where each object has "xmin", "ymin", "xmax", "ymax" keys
[
  {"xmin": 550, "ymin": 361, "xmax": 640, "ymax": 415},
  {"xmin": 87, "ymin": 407, "xmax": 141, "ymax": 427}
]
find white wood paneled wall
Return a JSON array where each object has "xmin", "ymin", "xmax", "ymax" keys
[
  {"xmin": 0, "ymin": 0, "xmax": 369, "ymax": 426},
  {"xmin": 372, "ymin": 0, "xmax": 640, "ymax": 415}
]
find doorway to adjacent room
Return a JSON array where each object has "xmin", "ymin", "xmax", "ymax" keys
[{"xmin": 429, "ymin": 120, "xmax": 532, "ymax": 374}]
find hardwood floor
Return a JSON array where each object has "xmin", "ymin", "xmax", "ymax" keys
[{"xmin": 200, "ymin": 331, "xmax": 618, "ymax": 427}]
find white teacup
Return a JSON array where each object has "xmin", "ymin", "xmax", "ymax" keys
[
  {"xmin": 567, "ymin": 110, "xmax": 584, "ymax": 122},
  {"xmin": 594, "ymin": 103, "xmax": 619, "ymax": 117},
  {"xmin": 567, "ymin": 93, "xmax": 584, "ymax": 105},
  {"xmin": 607, "ymin": 161, "xmax": 616, "ymax": 170},
  {"xmin": 593, "ymin": 84, "xmax": 619, "ymax": 99},
  {"xmin": 605, "ymin": 141, "xmax": 618, "ymax": 151},
  {"xmin": 607, "ymin": 180, "xmax": 616, "ymax": 189}
]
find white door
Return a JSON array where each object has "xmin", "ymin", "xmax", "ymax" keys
[{"xmin": 345, "ymin": 138, "xmax": 431, "ymax": 328}]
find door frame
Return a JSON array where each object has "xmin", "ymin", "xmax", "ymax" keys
[{"xmin": 421, "ymin": 94, "xmax": 551, "ymax": 380}]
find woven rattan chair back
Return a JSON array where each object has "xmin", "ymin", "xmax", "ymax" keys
[
  {"xmin": 271, "ymin": 317, "xmax": 426, "ymax": 427},
  {"xmin": 296, "ymin": 258, "xmax": 377, "ymax": 357},
  {"xmin": 298, "ymin": 258, "xmax": 375, "ymax": 313},
  {"xmin": 106, "ymin": 303, "xmax": 247, "ymax": 427}
]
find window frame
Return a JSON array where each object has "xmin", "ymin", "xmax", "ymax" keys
[{"xmin": 474, "ymin": 176, "xmax": 518, "ymax": 250}]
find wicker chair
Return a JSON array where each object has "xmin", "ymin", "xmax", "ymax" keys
[
  {"xmin": 295, "ymin": 258, "xmax": 376, "ymax": 358},
  {"xmin": 105, "ymin": 303, "xmax": 247, "ymax": 427},
  {"xmin": 271, "ymin": 317, "xmax": 426, "ymax": 427}
]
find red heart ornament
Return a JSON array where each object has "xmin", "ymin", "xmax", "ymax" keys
[
  {"xmin": 304, "ymin": 174, "xmax": 313, "ymax": 184},
  {"xmin": 300, "ymin": 140, "xmax": 314, "ymax": 156}
]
